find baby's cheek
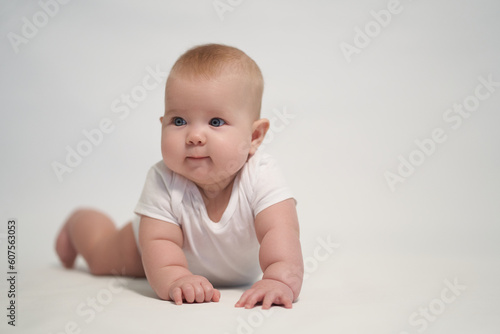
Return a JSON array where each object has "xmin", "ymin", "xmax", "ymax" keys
[
  {"xmin": 161, "ymin": 139, "xmax": 182, "ymax": 168},
  {"xmin": 233, "ymin": 136, "xmax": 252, "ymax": 158},
  {"xmin": 163, "ymin": 133, "xmax": 182, "ymax": 151},
  {"xmin": 235, "ymin": 138, "xmax": 252, "ymax": 156},
  {"xmin": 231, "ymin": 142, "xmax": 252, "ymax": 170}
]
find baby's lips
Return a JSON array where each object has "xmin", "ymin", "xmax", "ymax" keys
[{"xmin": 186, "ymin": 154, "xmax": 210, "ymax": 160}]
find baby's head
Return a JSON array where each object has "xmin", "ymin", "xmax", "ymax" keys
[
  {"xmin": 160, "ymin": 44, "xmax": 270, "ymax": 191},
  {"xmin": 167, "ymin": 44, "xmax": 264, "ymax": 117}
]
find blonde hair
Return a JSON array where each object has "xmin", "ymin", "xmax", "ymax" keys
[{"xmin": 166, "ymin": 43, "xmax": 264, "ymax": 116}]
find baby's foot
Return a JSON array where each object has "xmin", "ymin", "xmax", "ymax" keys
[{"xmin": 55, "ymin": 223, "xmax": 77, "ymax": 268}]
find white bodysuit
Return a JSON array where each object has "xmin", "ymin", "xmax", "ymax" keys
[{"xmin": 132, "ymin": 151, "xmax": 294, "ymax": 286}]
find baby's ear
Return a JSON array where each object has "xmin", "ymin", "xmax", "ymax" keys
[
  {"xmin": 249, "ymin": 118, "xmax": 270, "ymax": 155},
  {"xmin": 159, "ymin": 116, "xmax": 164, "ymax": 124}
]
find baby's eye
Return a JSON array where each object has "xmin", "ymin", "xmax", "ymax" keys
[
  {"xmin": 173, "ymin": 117, "xmax": 186, "ymax": 126},
  {"xmin": 209, "ymin": 118, "xmax": 226, "ymax": 127}
]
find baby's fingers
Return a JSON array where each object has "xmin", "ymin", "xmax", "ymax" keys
[
  {"xmin": 236, "ymin": 289, "xmax": 266, "ymax": 309},
  {"xmin": 199, "ymin": 282, "xmax": 220, "ymax": 303},
  {"xmin": 262, "ymin": 291, "xmax": 277, "ymax": 310},
  {"xmin": 171, "ymin": 281, "xmax": 220, "ymax": 305},
  {"xmin": 212, "ymin": 288, "xmax": 221, "ymax": 302},
  {"xmin": 170, "ymin": 287, "xmax": 183, "ymax": 305},
  {"xmin": 170, "ymin": 283, "xmax": 196, "ymax": 304},
  {"xmin": 262, "ymin": 292, "xmax": 293, "ymax": 310},
  {"xmin": 235, "ymin": 289, "xmax": 252, "ymax": 308}
]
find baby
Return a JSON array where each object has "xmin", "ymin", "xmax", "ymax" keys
[{"xmin": 55, "ymin": 43, "xmax": 303, "ymax": 309}]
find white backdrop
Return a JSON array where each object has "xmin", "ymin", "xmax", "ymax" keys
[{"xmin": 1, "ymin": 0, "xmax": 499, "ymax": 333}]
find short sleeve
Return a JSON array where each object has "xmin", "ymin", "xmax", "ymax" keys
[
  {"xmin": 249, "ymin": 152, "xmax": 295, "ymax": 217},
  {"xmin": 134, "ymin": 161, "xmax": 179, "ymax": 226}
]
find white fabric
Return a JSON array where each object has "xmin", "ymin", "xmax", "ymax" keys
[
  {"xmin": 16, "ymin": 255, "xmax": 500, "ymax": 334},
  {"xmin": 133, "ymin": 151, "xmax": 294, "ymax": 286}
]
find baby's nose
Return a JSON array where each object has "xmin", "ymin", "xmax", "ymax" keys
[{"xmin": 186, "ymin": 127, "xmax": 206, "ymax": 145}]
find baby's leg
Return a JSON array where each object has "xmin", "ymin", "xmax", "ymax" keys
[{"xmin": 55, "ymin": 209, "xmax": 145, "ymax": 277}]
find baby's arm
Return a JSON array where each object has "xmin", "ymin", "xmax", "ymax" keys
[
  {"xmin": 139, "ymin": 216, "xmax": 220, "ymax": 304},
  {"xmin": 235, "ymin": 198, "xmax": 303, "ymax": 309}
]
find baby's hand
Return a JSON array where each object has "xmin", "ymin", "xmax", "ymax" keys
[
  {"xmin": 235, "ymin": 279, "xmax": 294, "ymax": 309},
  {"xmin": 168, "ymin": 275, "xmax": 220, "ymax": 305}
]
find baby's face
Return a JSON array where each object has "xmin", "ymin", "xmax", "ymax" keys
[{"xmin": 161, "ymin": 73, "xmax": 258, "ymax": 189}]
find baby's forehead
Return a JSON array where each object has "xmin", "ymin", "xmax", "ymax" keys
[
  {"xmin": 165, "ymin": 65, "xmax": 262, "ymax": 119},
  {"xmin": 165, "ymin": 72, "xmax": 256, "ymax": 100},
  {"xmin": 168, "ymin": 66, "xmax": 249, "ymax": 84}
]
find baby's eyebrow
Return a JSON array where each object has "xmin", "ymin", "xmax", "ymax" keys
[
  {"xmin": 164, "ymin": 109, "xmax": 187, "ymax": 116},
  {"xmin": 207, "ymin": 108, "xmax": 232, "ymax": 117},
  {"xmin": 164, "ymin": 108, "xmax": 235, "ymax": 120}
]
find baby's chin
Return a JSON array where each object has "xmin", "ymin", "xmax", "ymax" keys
[
  {"xmin": 184, "ymin": 169, "xmax": 240, "ymax": 194},
  {"xmin": 189, "ymin": 173, "xmax": 235, "ymax": 188},
  {"xmin": 164, "ymin": 158, "xmax": 244, "ymax": 189}
]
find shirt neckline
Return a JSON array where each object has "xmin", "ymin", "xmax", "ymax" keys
[{"xmin": 188, "ymin": 172, "xmax": 241, "ymax": 228}]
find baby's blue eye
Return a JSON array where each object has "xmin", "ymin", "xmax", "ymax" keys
[
  {"xmin": 173, "ymin": 117, "xmax": 186, "ymax": 126},
  {"xmin": 209, "ymin": 118, "xmax": 225, "ymax": 127}
]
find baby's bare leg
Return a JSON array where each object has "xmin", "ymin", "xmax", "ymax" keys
[{"xmin": 55, "ymin": 209, "xmax": 145, "ymax": 277}]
